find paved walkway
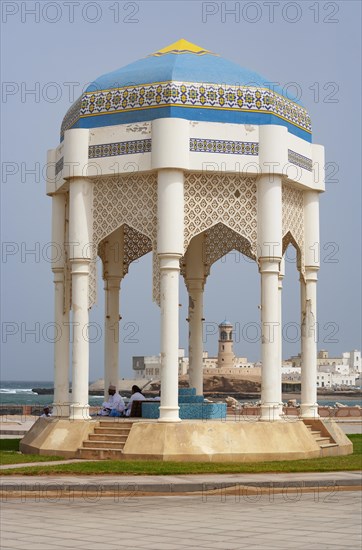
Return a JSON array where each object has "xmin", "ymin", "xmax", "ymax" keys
[
  {"xmin": 1, "ymin": 471, "xmax": 361, "ymax": 494},
  {"xmin": 1, "ymin": 490, "xmax": 361, "ymax": 549}
]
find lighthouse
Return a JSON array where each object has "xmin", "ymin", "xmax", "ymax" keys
[{"xmin": 218, "ymin": 320, "xmax": 235, "ymax": 369}]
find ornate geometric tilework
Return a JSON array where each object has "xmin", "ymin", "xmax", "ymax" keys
[
  {"xmin": 184, "ymin": 173, "xmax": 258, "ymax": 256},
  {"xmin": 61, "ymin": 82, "xmax": 311, "ymax": 140},
  {"xmin": 55, "ymin": 157, "xmax": 64, "ymax": 175},
  {"xmin": 288, "ymin": 149, "xmax": 313, "ymax": 172},
  {"xmin": 61, "ymin": 96, "xmax": 82, "ymax": 138},
  {"xmin": 89, "ymin": 139, "xmax": 151, "ymax": 159},
  {"xmin": 190, "ymin": 138, "xmax": 258, "ymax": 155},
  {"xmin": 282, "ymin": 183, "xmax": 305, "ymax": 273}
]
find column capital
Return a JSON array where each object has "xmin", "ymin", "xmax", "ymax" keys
[
  {"xmin": 159, "ymin": 253, "xmax": 182, "ymax": 270},
  {"xmin": 305, "ymin": 267, "xmax": 319, "ymax": 282},
  {"xmin": 104, "ymin": 275, "xmax": 122, "ymax": 290},
  {"xmin": 186, "ymin": 277, "xmax": 205, "ymax": 293},
  {"xmin": 259, "ymin": 258, "xmax": 280, "ymax": 274},
  {"xmin": 70, "ymin": 258, "xmax": 91, "ymax": 275}
]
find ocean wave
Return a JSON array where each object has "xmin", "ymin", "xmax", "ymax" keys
[{"xmin": 0, "ymin": 388, "xmax": 36, "ymax": 394}]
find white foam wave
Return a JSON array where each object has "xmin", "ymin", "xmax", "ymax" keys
[{"xmin": 0, "ymin": 388, "xmax": 36, "ymax": 394}]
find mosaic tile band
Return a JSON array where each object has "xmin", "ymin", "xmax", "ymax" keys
[
  {"xmin": 190, "ymin": 138, "xmax": 258, "ymax": 155},
  {"xmin": 89, "ymin": 139, "xmax": 151, "ymax": 159},
  {"xmin": 61, "ymin": 82, "xmax": 311, "ymax": 139},
  {"xmin": 288, "ymin": 149, "xmax": 313, "ymax": 172}
]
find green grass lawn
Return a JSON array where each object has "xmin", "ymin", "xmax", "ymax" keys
[
  {"xmin": 0, "ymin": 435, "xmax": 361, "ymax": 475},
  {"xmin": 0, "ymin": 439, "xmax": 63, "ymax": 465}
]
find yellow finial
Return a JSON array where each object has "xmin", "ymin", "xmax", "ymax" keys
[{"xmin": 150, "ymin": 39, "xmax": 217, "ymax": 57}]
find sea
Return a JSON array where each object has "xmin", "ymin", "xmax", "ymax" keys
[
  {"xmin": 0, "ymin": 380, "xmax": 361, "ymax": 408},
  {"xmin": 0, "ymin": 381, "xmax": 104, "ymax": 407}
]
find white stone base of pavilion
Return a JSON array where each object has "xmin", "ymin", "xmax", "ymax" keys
[{"xmin": 20, "ymin": 418, "xmax": 352, "ymax": 462}]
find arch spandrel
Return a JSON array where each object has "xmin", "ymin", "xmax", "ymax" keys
[
  {"xmin": 180, "ymin": 222, "xmax": 255, "ymax": 287},
  {"xmin": 282, "ymin": 183, "xmax": 305, "ymax": 275},
  {"xmin": 153, "ymin": 173, "xmax": 258, "ymax": 305},
  {"xmin": 91, "ymin": 173, "xmax": 158, "ymax": 308},
  {"xmin": 282, "ymin": 232, "xmax": 302, "ymax": 273},
  {"xmin": 92, "ymin": 173, "xmax": 158, "ymax": 249},
  {"xmin": 98, "ymin": 224, "xmax": 152, "ymax": 280},
  {"xmin": 184, "ymin": 173, "xmax": 258, "ymax": 255},
  {"xmin": 202, "ymin": 222, "xmax": 255, "ymax": 277}
]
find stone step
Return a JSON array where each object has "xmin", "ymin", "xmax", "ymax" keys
[
  {"xmin": 82, "ymin": 440, "xmax": 125, "ymax": 449},
  {"xmin": 78, "ymin": 447, "xmax": 124, "ymax": 460},
  {"xmin": 98, "ymin": 421, "xmax": 133, "ymax": 427},
  {"xmin": 315, "ymin": 436, "xmax": 331, "ymax": 444},
  {"xmin": 94, "ymin": 427, "xmax": 131, "ymax": 435},
  {"xmin": 319, "ymin": 442, "xmax": 339, "ymax": 457},
  {"xmin": 88, "ymin": 434, "xmax": 128, "ymax": 442}
]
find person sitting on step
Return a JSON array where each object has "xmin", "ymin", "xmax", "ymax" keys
[
  {"xmin": 124, "ymin": 385, "xmax": 146, "ymax": 417},
  {"xmin": 98, "ymin": 385, "xmax": 125, "ymax": 417}
]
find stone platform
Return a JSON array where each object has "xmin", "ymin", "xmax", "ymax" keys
[{"xmin": 20, "ymin": 417, "xmax": 353, "ymax": 462}]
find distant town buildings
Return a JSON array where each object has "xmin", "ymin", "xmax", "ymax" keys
[
  {"xmin": 132, "ymin": 322, "xmax": 361, "ymax": 389},
  {"xmin": 284, "ymin": 349, "xmax": 361, "ymax": 388}
]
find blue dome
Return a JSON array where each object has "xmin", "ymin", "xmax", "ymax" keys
[{"xmin": 61, "ymin": 39, "xmax": 311, "ymax": 142}]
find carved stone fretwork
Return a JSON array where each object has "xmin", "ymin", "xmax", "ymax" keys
[
  {"xmin": 203, "ymin": 222, "xmax": 255, "ymax": 277},
  {"xmin": 89, "ymin": 173, "xmax": 158, "ymax": 307},
  {"xmin": 180, "ymin": 222, "xmax": 255, "ymax": 284},
  {"xmin": 88, "ymin": 259, "xmax": 97, "ymax": 308},
  {"xmin": 152, "ymin": 252, "xmax": 161, "ymax": 305},
  {"xmin": 93, "ymin": 174, "xmax": 157, "ymax": 248},
  {"xmin": 184, "ymin": 173, "xmax": 258, "ymax": 254},
  {"xmin": 282, "ymin": 183, "xmax": 305, "ymax": 274},
  {"xmin": 123, "ymin": 225, "xmax": 152, "ymax": 276},
  {"xmin": 98, "ymin": 225, "xmax": 152, "ymax": 279}
]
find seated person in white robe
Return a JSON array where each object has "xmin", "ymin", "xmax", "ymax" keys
[
  {"xmin": 125, "ymin": 385, "xmax": 146, "ymax": 417},
  {"xmin": 99, "ymin": 385, "xmax": 125, "ymax": 416},
  {"xmin": 40, "ymin": 406, "xmax": 52, "ymax": 417}
]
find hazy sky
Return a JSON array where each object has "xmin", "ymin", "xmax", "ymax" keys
[{"xmin": 1, "ymin": 0, "xmax": 361, "ymax": 382}]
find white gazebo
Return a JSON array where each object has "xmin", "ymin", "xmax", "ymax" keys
[{"xmin": 21, "ymin": 40, "xmax": 353, "ymax": 461}]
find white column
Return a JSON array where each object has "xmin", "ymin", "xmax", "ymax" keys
[
  {"xmin": 188, "ymin": 282, "xmax": 204, "ymax": 395},
  {"xmin": 185, "ymin": 233, "xmax": 205, "ymax": 396},
  {"xmin": 103, "ymin": 229, "xmax": 124, "ymax": 396},
  {"xmin": 257, "ymin": 173, "xmax": 283, "ymax": 421},
  {"xmin": 277, "ymin": 258, "xmax": 285, "ymax": 416},
  {"xmin": 53, "ymin": 269, "xmax": 70, "ymax": 416},
  {"xmin": 257, "ymin": 126, "xmax": 286, "ymax": 421},
  {"xmin": 157, "ymin": 169, "xmax": 184, "ymax": 422},
  {"xmin": 68, "ymin": 176, "xmax": 93, "ymax": 420},
  {"xmin": 301, "ymin": 270, "xmax": 319, "ymax": 417},
  {"xmin": 104, "ymin": 276, "xmax": 121, "ymax": 395},
  {"xmin": 301, "ymin": 190, "xmax": 320, "ymax": 418},
  {"xmin": 51, "ymin": 193, "xmax": 70, "ymax": 417}
]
